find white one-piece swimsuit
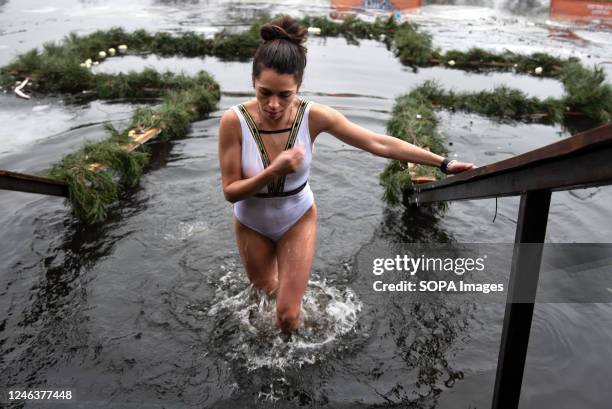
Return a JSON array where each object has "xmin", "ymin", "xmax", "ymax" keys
[{"xmin": 231, "ymin": 99, "xmax": 314, "ymax": 242}]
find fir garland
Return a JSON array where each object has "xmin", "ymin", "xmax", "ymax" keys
[
  {"xmin": 1, "ymin": 15, "xmax": 610, "ymax": 221},
  {"xmin": 1, "ymin": 50, "xmax": 221, "ymax": 223},
  {"xmin": 48, "ymin": 76, "xmax": 219, "ymax": 224}
]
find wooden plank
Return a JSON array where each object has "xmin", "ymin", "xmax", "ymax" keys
[
  {"xmin": 0, "ymin": 170, "xmax": 68, "ymax": 197},
  {"xmin": 88, "ymin": 128, "xmax": 161, "ymax": 172},
  {"xmin": 1, "ymin": 127, "xmax": 161, "ymax": 197},
  {"xmin": 412, "ymin": 176, "xmax": 437, "ymax": 184}
]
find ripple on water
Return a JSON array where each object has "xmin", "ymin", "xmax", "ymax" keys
[
  {"xmin": 206, "ymin": 267, "xmax": 362, "ymax": 372},
  {"xmin": 162, "ymin": 220, "xmax": 209, "ymax": 242}
]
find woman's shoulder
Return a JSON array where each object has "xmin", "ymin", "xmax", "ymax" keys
[
  {"xmin": 308, "ymin": 101, "xmax": 338, "ymax": 119},
  {"xmin": 222, "ymin": 99, "xmax": 256, "ymax": 123},
  {"xmin": 220, "ymin": 107, "xmax": 240, "ymax": 125},
  {"xmin": 307, "ymin": 101, "xmax": 339, "ymax": 135},
  {"xmin": 219, "ymin": 106, "xmax": 243, "ymax": 141},
  {"xmin": 225, "ymin": 99, "xmax": 260, "ymax": 123}
]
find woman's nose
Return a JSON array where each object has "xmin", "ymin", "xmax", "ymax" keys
[{"xmin": 268, "ymin": 96, "xmax": 280, "ymax": 109}]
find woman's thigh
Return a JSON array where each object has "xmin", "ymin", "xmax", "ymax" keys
[
  {"xmin": 275, "ymin": 204, "xmax": 317, "ymax": 316},
  {"xmin": 234, "ymin": 217, "xmax": 278, "ymax": 292}
]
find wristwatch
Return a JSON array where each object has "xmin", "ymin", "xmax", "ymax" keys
[{"xmin": 440, "ymin": 158, "xmax": 457, "ymax": 174}]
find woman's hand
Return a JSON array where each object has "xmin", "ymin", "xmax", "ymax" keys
[
  {"xmin": 447, "ymin": 160, "xmax": 476, "ymax": 174},
  {"xmin": 269, "ymin": 146, "xmax": 304, "ymax": 176}
]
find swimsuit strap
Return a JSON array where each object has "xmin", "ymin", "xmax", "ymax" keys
[
  {"xmin": 237, "ymin": 104, "xmax": 276, "ymax": 193},
  {"xmin": 238, "ymin": 99, "xmax": 309, "ymax": 194},
  {"xmin": 276, "ymin": 99, "xmax": 309, "ymax": 193},
  {"xmin": 253, "ymin": 181, "xmax": 307, "ymax": 198},
  {"xmin": 259, "ymin": 127, "xmax": 293, "ymax": 134}
]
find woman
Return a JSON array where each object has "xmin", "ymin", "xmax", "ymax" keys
[{"xmin": 218, "ymin": 16, "xmax": 475, "ymax": 333}]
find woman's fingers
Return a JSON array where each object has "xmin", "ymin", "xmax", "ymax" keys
[
  {"xmin": 448, "ymin": 161, "xmax": 476, "ymax": 174},
  {"xmin": 271, "ymin": 146, "xmax": 305, "ymax": 175}
]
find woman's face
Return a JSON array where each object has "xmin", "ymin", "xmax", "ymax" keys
[{"xmin": 253, "ymin": 68, "xmax": 300, "ymax": 122}]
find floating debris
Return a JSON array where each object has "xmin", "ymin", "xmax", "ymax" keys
[{"xmin": 13, "ymin": 77, "xmax": 31, "ymax": 99}]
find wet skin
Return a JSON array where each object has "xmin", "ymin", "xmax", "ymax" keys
[
  {"xmin": 229, "ymin": 69, "xmax": 315, "ymax": 333},
  {"xmin": 219, "ymin": 68, "xmax": 476, "ymax": 333}
]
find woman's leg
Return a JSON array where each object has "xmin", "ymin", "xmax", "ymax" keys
[
  {"xmin": 234, "ymin": 218, "xmax": 279, "ymax": 294},
  {"xmin": 275, "ymin": 204, "xmax": 317, "ymax": 332}
]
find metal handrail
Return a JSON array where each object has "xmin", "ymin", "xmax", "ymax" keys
[
  {"xmin": 406, "ymin": 122, "xmax": 612, "ymax": 409},
  {"xmin": 406, "ymin": 123, "xmax": 612, "ymax": 204}
]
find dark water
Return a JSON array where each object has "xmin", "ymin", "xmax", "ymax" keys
[{"xmin": 1, "ymin": 1, "xmax": 612, "ymax": 408}]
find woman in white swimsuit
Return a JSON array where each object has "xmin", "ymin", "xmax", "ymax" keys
[{"xmin": 218, "ymin": 16, "xmax": 475, "ymax": 333}]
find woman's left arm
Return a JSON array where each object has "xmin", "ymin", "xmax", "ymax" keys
[{"xmin": 311, "ymin": 103, "xmax": 475, "ymax": 174}]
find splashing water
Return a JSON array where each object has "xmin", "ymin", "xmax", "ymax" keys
[{"xmin": 207, "ymin": 266, "xmax": 363, "ymax": 372}]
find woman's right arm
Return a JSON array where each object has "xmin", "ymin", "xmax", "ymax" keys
[
  {"xmin": 218, "ymin": 110, "xmax": 304, "ymax": 203},
  {"xmin": 219, "ymin": 110, "xmax": 275, "ymax": 203}
]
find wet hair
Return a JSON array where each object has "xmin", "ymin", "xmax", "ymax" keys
[{"xmin": 252, "ymin": 16, "xmax": 308, "ymax": 86}]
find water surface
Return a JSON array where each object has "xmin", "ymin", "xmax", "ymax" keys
[{"xmin": 1, "ymin": 1, "xmax": 612, "ymax": 408}]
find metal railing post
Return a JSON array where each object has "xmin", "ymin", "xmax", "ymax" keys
[{"xmin": 492, "ymin": 189, "xmax": 551, "ymax": 409}]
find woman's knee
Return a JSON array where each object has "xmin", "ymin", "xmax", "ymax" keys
[
  {"xmin": 276, "ymin": 305, "xmax": 300, "ymax": 332},
  {"xmin": 251, "ymin": 276, "xmax": 278, "ymax": 294}
]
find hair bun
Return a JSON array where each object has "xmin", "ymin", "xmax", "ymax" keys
[{"xmin": 260, "ymin": 16, "xmax": 307, "ymax": 46}]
